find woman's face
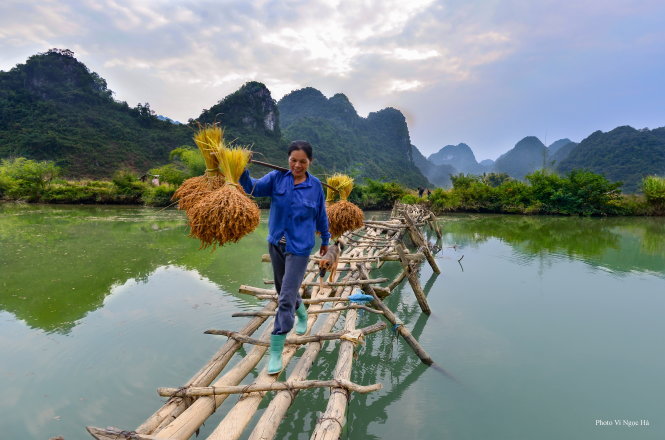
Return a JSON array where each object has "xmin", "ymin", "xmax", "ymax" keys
[{"xmin": 289, "ymin": 149, "xmax": 311, "ymax": 180}]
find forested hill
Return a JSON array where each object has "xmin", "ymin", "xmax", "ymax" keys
[
  {"xmin": 0, "ymin": 49, "xmax": 192, "ymax": 178},
  {"xmin": 196, "ymin": 81, "xmax": 287, "ymax": 169},
  {"xmin": 557, "ymin": 126, "xmax": 665, "ymax": 193},
  {"xmin": 278, "ymin": 87, "xmax": 429, "ymax": 187},
  {"xmin": 0, "ymin": 51, "xmax": 428, "ymax": 186}
]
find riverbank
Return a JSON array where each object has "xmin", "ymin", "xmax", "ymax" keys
[{"xmin": 2, "ymin": 157, "xmax": 664, "ymax": 215}]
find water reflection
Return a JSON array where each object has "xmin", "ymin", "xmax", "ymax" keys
[
  {"xmin": 0, "ymin": 204, "xmax": 268, "ymax": 333},
  {"xmin": 441, "ymin": 214, "xmax": 665, "ymax": 277}
]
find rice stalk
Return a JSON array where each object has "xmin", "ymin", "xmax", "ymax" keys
[
  {"xmin": 193, "ymin": 124, "xmax": 223, "ymax": 175},
  {"xmin": 215, "ymin": 146, "xmax": 252, "ymax": 185},
  {"xmin": 171, "ymin": 125, "xmax": 227, "ymax": 211},
  {"xmin": 326, "ymin": 173, "xmax": 354, "ymax": 202}
]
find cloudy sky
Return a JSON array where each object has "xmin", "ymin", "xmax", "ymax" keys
[{"xmin": 1, "ymin": 0, "xmax": 664, "ymax": 160}]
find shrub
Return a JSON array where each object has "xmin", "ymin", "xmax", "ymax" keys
[
  {"xmin": 497, "ymin": 180, "xmax": 532, "ymax": 213},
  {"xmin": 351, "ymin": 179, "xmax": 407, "ymax": 210},
  {"xmin": 526, "ymin": 169, "xmax": 622, "ymax": 215},
  {"xmin": 428, "ymin": 188, "xmax": 461, "ymax": 213},
  {"xmin": 401, "ymin": 194, "xmax": 420, "ymax": 204},
  {"xmin": 41, "ymin": 180, "xmax": 117, "ymax": 203},
  {"xmin": 450, "ymin": 173, "xmax": 481, "ymax": 190},
  {"xmin": 0, "ymin": 173, "xmax": 17, "ymax": 198},
  {"xmin": 642, "ymin": 175, "xmax": 665, "ymax": 208},
  {"xmin": 455, "ymin": 181, "xmax": 501, "ymax": 211},
  {"xmin": 142, "ymin": 184, "xmax": 177, "ymax": 207},
  {"xmin": 112, "ymin": 169, "xmax": 145, "ymax": 202},
  {"xmin": 0, "ymin": 157, "xmax": 60, "ymax": 200},
  {"xmin": 149, "ymin": 163, "xmax": 187, "ymax": 186}
]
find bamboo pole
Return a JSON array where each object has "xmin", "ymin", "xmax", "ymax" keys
[
  {"xmin": 159, "ymin": 379, "xmax": 381, "ymax": 398},
  {"xmin": 301, "ymin": 277, "xmax": 387, "ymax": 287},
  {"xmin": 239, "ymin": 285, "xmax": 276, "ymax": 296},
  {"xmin": 403, "ymin": 211, "xmax": 440, "ymax": 274},
  {"xmin": 152, "ymin": 325, "xmax": 273, "ymax": 439},
  {"xmin": 204, "ymin": 253, "xmax": 361, "ymax": 440},
  {"xmin": 154, "ymin": 259, "xmax": 320, "ymax": 438},
  {"xmin": 132, "ymin": 299, "xmax": 277, "ymax": 435},
  {"xmin": 387, "ymin": 267, "xmax": 409, "ymax": 292},
  {"xmin": 204, "ymin": 322, "xmax": 386, "ymax": 346},
  {"xmin": 249, "ymin": 159, "xmax": 339, "ymax": 194},
  {"xmin": 395, "ymin": 243, "xmax": 431, "ymax": 315},
  {"xmin": 231, "ymin": 304, "xmax": 383, "ymax": 318},
  {"xmin": 87, "ymin": 427, "xmax": 163, "ymax": 440},
  {"xmin": 260, "ymin": 253, "xmax": 425, "ymax": 263},
  {"xmin": 248, "ymin": 246, "xmax": 388, "ymax": 440},
  {"xmin": 357, "ymin": 264, "xmax": 434, "ymax": 365},
  {"xmin": 428, "ymin": 212, "xmax": 442, "ymax": 239},
  {"xmin": 310, "ymin": 288, "xmax": 361, "ymax": 439},
  {"xmin": 247, "ymin": 283, "xmax": 357, "ymax": 440}
]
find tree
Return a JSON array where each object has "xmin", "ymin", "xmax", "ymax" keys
[{"xmin": 0, "ymin": 157, "xmax": 60, "ymax": 199}]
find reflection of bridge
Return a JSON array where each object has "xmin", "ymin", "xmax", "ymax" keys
[{"xmin": 87, "ymin": 203, "xmax": 446, "ymax": 440}]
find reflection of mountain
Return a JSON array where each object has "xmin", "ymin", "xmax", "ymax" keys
[
  {"xmin": 0, "ymin": 205, "xmax": 269, "ymax": 333},
  {"xmin": 441, "ymin": 215, "xmax": 665, "ymax": 277}
]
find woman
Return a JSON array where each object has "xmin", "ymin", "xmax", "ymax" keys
[{"xmin": 240, "ymin": 140, "xmax": 330, "ymax": 375}]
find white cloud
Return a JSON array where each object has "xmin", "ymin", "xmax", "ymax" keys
[
  {"xmin": 388, "ymin": 79, "xmax": 424, "ymax": 93},
  {"xmin": 392, "ymin": 48, "xmax": 441, "ymax": 61},
  {"xmin": 3, "ymin": 0, "xmax": 662, "ymax": 157}
]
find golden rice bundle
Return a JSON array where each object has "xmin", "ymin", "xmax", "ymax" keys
[
  {"xmin": 172, "ymin": 124, "xmax": 225, "ymax": 211},
  {"xmin": 173, "ymin": 174, "xmax": 225, "ymax": 211},
  {"xmin": 326, "ymin": 173, "xmax": 364, "ymax": 238},
  {"xmin": 327, "ymin": 200, "xmax": 364, "ymax": 238},
  {"xmin": 187, "ymin": 145, "xmax": 259, "ymax": 248}
]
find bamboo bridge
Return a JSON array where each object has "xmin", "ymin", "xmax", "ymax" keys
[{"xmin": 87, "ymin": 202, "xmax": 444, "ymax": 440}]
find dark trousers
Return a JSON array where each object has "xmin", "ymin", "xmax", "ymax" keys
[{"xmin": 268, "ymin": 242, "xmax": 309, "ymax": 335}]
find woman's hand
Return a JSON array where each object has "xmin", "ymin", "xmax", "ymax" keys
[{"xmin": 319, "ymin": 245, "xmax": 328, "ymax": 256}]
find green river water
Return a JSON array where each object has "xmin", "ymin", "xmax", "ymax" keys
[{"xmin": 1, "ymin": 204, "xmax": 664, "ymax": 439}]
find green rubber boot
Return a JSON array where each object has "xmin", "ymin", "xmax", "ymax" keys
[
  {"xmin": 267, "ymin": 334, "xmax": 286, "ymax": 375},
  {"xmin": 295, "ymin": 303, "xmax": 308, "ymax": 335}
]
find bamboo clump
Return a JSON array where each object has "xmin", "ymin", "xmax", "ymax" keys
[
  {"xmin": 326, "ymin": 173, "xmax": 364, "ymax": 238},
  {"xmin": 172, "ymin": 125, "xmax": 225, "ymax": 211}
]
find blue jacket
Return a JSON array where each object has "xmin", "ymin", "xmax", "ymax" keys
[{"xmin": 240, "ymin": 169, "xmax": 330, "ymax": 256}]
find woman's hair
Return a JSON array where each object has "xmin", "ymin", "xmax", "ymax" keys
[{"xmin": 288, "ymin": 140, "xmax": 313, "ymax": 161}]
